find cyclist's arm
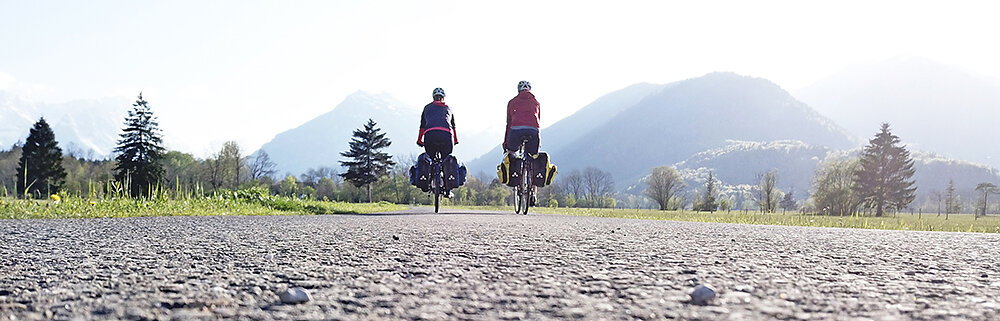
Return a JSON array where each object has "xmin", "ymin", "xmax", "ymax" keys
[
  {"xmin": 417, "ymin": 109, "xmax": 427, "ymax": 146},
  {"xmin": 451, "ymin": 115, "xmax": 458, "ymax": 145}
]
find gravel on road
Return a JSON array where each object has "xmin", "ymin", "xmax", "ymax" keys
[{"xmin": 2, "ymin": 207, "xmax": 999, "ymax": 320}]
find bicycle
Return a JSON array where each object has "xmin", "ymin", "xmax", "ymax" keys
[
  {"xmin": 510, "ymin": 137, "xmax": 535, "ymax": 215},
  {"xmin": 424, "ymin": 147, "xmax": 452, "ymax": 214}
]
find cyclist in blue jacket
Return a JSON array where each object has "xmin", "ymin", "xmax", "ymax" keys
[{"xmin": 417, "ymin": 87, "xmax": 458, "ymax": 158}]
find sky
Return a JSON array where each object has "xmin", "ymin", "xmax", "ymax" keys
[{"xmin": 2, "ymin": 0, "xmax": 1000, "ymax": 157}]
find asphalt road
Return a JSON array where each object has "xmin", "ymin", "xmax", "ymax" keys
[{"xmin": 1, "ymin": 207, "xmax": 999, "ymax": 320}]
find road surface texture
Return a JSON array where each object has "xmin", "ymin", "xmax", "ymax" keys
[{"xmin": 2, "ymin": 207, "xmax": 999, "ymax": 320}]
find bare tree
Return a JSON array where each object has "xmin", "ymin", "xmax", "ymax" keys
[
  {"xmin": 582, "ymin": 167, "xmax": 615, "ymax": 203},
  {"xmin": 975, "ymin": 182, "xmax": 999, "ymax": 218},
  {"xmin": 562, "ymin": 169, "xmax": 585, "ymax": 200},
  {"xmin": 301, "ymin": 167, "xmax": 339, "ymax": 186},
  {"xmin": 755, "ymin": 170, "xmax": 779, "ymax": 213},
  {"xmin": 644, "ymin": 166, "xmax": 686, "ymax": 210},
  {"xmin": 248, "ymin": 151, "xmax": 277, "ymax": 180}
]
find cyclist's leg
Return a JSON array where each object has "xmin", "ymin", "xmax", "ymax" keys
[
  {"xmin": 525, "ymin": 133, "xmax": 540, "ymax": 157},
  {"xmin": 424, "ymin": 131, "xmax": 451, "ymax": 157}
]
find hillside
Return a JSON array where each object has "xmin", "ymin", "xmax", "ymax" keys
[
  {"xmin": 468, "ymin": 73, "xmax": 857, "ymax": 184},
  {"xmin": 653, "ymin": 140, "xmax": 1000, "ymax": 205},
  {"xmin": 795, "ymin": 56, "xmax": 1000, "ymax": 169},
  {"xmin": 256, "ymin": 91, "xmax": 424, "ymax": 176},
  {"xmin": 672, "ymin": 140, "xmax": 834, "ymax": 194},
  {"xmin": 466, "ymin": 82, "xmax": 671, "ymax": 176}
]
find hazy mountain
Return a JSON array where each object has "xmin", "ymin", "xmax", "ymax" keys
[
  {"xmin": 466, "ymin": 82, "xmax": 670, "ymax": 175},
  {"xmin": 467, "ymin": 73, "xmax": 856, "ymax": 185},
  {"xmin": 0, "ymin": 90, "xmax": 129, "ymax": 158},
  {"xmin": 795, "ymin": 56, "xmax": 1000, "ymax": 169},
  {"xmin": 257, "ymin": 91, "xmax": 426, "ymax": 176}
]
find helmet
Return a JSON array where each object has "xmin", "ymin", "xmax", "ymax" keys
[
  {"xmin": 517, "ymin": 80, "xmax": 531, "ymax": 91},
  {"xmin": 432, "ymin": 87, "xmax": 446, "ymax": 98}
]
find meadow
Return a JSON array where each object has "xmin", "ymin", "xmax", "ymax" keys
[
  {"xmin": 450, "ymin": 205, "xmax": 1000, "ymax": 233},
  {"xmin": 0, "ymin": 187, "xmax": 403, "ymax": 220},
  {"xmin": 535, "ymin": 207, "xmax": 1000, "ymax": 233},
  {"xmin": 5, "ymin": 191, "xmax": 999, "ymax": 234}
]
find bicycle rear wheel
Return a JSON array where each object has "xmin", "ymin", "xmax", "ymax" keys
[
  {"xmin": 513, "ymin": 187, "xmax": 522, "ymax": 214},
  {"xmin": 434, "ymin": 189, "xmax": 440, "ymax": 213},
  {"xmin": 519, "ymin": 163, "xmax": 530, "ymax": 215},
  {"xmin": 433, "ymin": 163, "xmax": 441, "ymax": 213}
]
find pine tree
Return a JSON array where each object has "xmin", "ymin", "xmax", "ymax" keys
[
  {"xmin": 340, "ymin": 119, "xmax": 395, "ymax": 202},
  {"xmin": 779, "ymin": 188, "xmax": 797, "ymax": 212},
  {"xmin": 113, "ymin": 92, "xmax": 166, "ymax": 197},
  {"xmin": 854, "ymin": 123, "xmax": 917, "ymax": 216},
  {"xmin": 695, "ymin": 171, "xmax": 718, "ymax": 212},
  {"xmin": 16, "ymin": 118, "xmax": 66, "ymax": 198},
  {"xmin": 945, "ymin": 179, "xmax": 959, "ymax": 214}
]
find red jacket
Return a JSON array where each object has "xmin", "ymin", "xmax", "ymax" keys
[{"xmin": 504, "ymin": 90, "xmax": 540, "ymax": 146}]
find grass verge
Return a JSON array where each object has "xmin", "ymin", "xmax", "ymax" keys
[
  {"xmin": 0, "ymin": 191, "xmax": 404, "ymax": 220},
  {"xmin": 454, "ymin": 205, "xmax": 1000, "ymax": 233}
]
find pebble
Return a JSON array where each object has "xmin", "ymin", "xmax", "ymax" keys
[
  {"xmin": 690, "ymin": 284, "xmax": 716, "ymax": 305},
  {"xmin": 278, "ymin": 287, "xmax": 311, "ymax": 304}
]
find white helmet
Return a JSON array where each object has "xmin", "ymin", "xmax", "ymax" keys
[
  {"xmin": 517, "ymin": 80, "xmax": 531, "ymax": 91},
  {"xmin": 432, "ymin": 87, "xmax": 446, "ymax": 98}
]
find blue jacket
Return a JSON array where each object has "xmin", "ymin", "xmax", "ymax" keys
[{"xmin": 417, "ymin": 101, "xmax": 458, "ymax": 146}]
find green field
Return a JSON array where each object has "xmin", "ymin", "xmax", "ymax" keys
[
  {"xmin": 6, "ymin": 195, "xmax": 999, "ymax": 234},
  {"xmin": 455, "ymin": 205, "xmax": 1000, "ymax": 233},
  {"xmin": 0, "ymin": 192, "xmax": 403, "ymax": 220}
]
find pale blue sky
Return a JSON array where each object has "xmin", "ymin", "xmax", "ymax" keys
[{"xmin": 3, "ymin": 0, "xmax": 999, "ymax": 156}]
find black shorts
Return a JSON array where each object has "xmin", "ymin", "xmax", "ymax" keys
[
  {"xmin": 506, "ymin": 128, "xmax": 539, "ymax": 156},
  {"xmin": 423, "ymin": 130, "xmax": 453, "ymax": 159}
]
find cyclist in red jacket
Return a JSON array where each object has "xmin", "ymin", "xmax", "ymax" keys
[
  {"xmin": 504, "ymin": 80, "xmax": 540, "ymax": 156},
  {"xmin": 417, "ymin": 87, "xmax": 458, "ymax": 158},
  {"xmin": 505, "ymin": 81, "xmax": 540, "ymax": 205}
]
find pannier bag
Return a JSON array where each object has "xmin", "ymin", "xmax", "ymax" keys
[
  {"xmin": 443, "ymin": 155, "xmax": 466, "ymax": 189},
  {"xmin": 530, "ymin": 152, "xmax": 558, "ymax": 187},
  {"xmin": 410, "ymin": 153, "xmax": 433, "ymax": 191},
  {"xmin": 458, "ymin": 164, "xmax": 467, "ymax": 186},
  {"xmin": 496, "ymin": 153, "xmax": 521, "ymax": 187}
]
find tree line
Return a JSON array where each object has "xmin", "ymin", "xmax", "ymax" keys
[
  {"xmin": 3, "ymin": 97, "xmax": 996, "ymax": 215},
  {"xmin": 641, "ymin": 123, "xmax": 999, "ymax": 216}
]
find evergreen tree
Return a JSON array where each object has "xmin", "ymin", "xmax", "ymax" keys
[
  {"xmin": 340, "ymin": 119, "xmax": 395, "ymax": 202},
  {"xmin": 779, "ymin": 188, "xmax": 797, "ymax": 212},
  {"xmin": 695, "ymin": 171, "xmax": 718, "ymax": 212},
  {"xmin": 854, "ymin": 123, "xmax": 917, "ymax": 216},
  {"xmin": 113, "ymin": 92, "xmax": 166, "ymax": 197},
  {"xmin": 16, "ymin": 118, "xmax": 66, "ymax": 197},
  {"xmin": 944, "ymin": 179, "xmax": 959, "ymax": 220}
]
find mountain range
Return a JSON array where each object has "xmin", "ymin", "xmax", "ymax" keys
[
  {"xmin": 2, "ymin": 57, "xmax": 998, "ymax": 202},
  {"xmin": 467, "ymin": 72, "xmax": 857, "ymax": 184},
  {"xmin": 255, "ymin": 91, "xmax": 503, "ymax": 176},
  {"xmin": 0, "ymin": 91, "xmax": 129, "ymax": 158}
]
